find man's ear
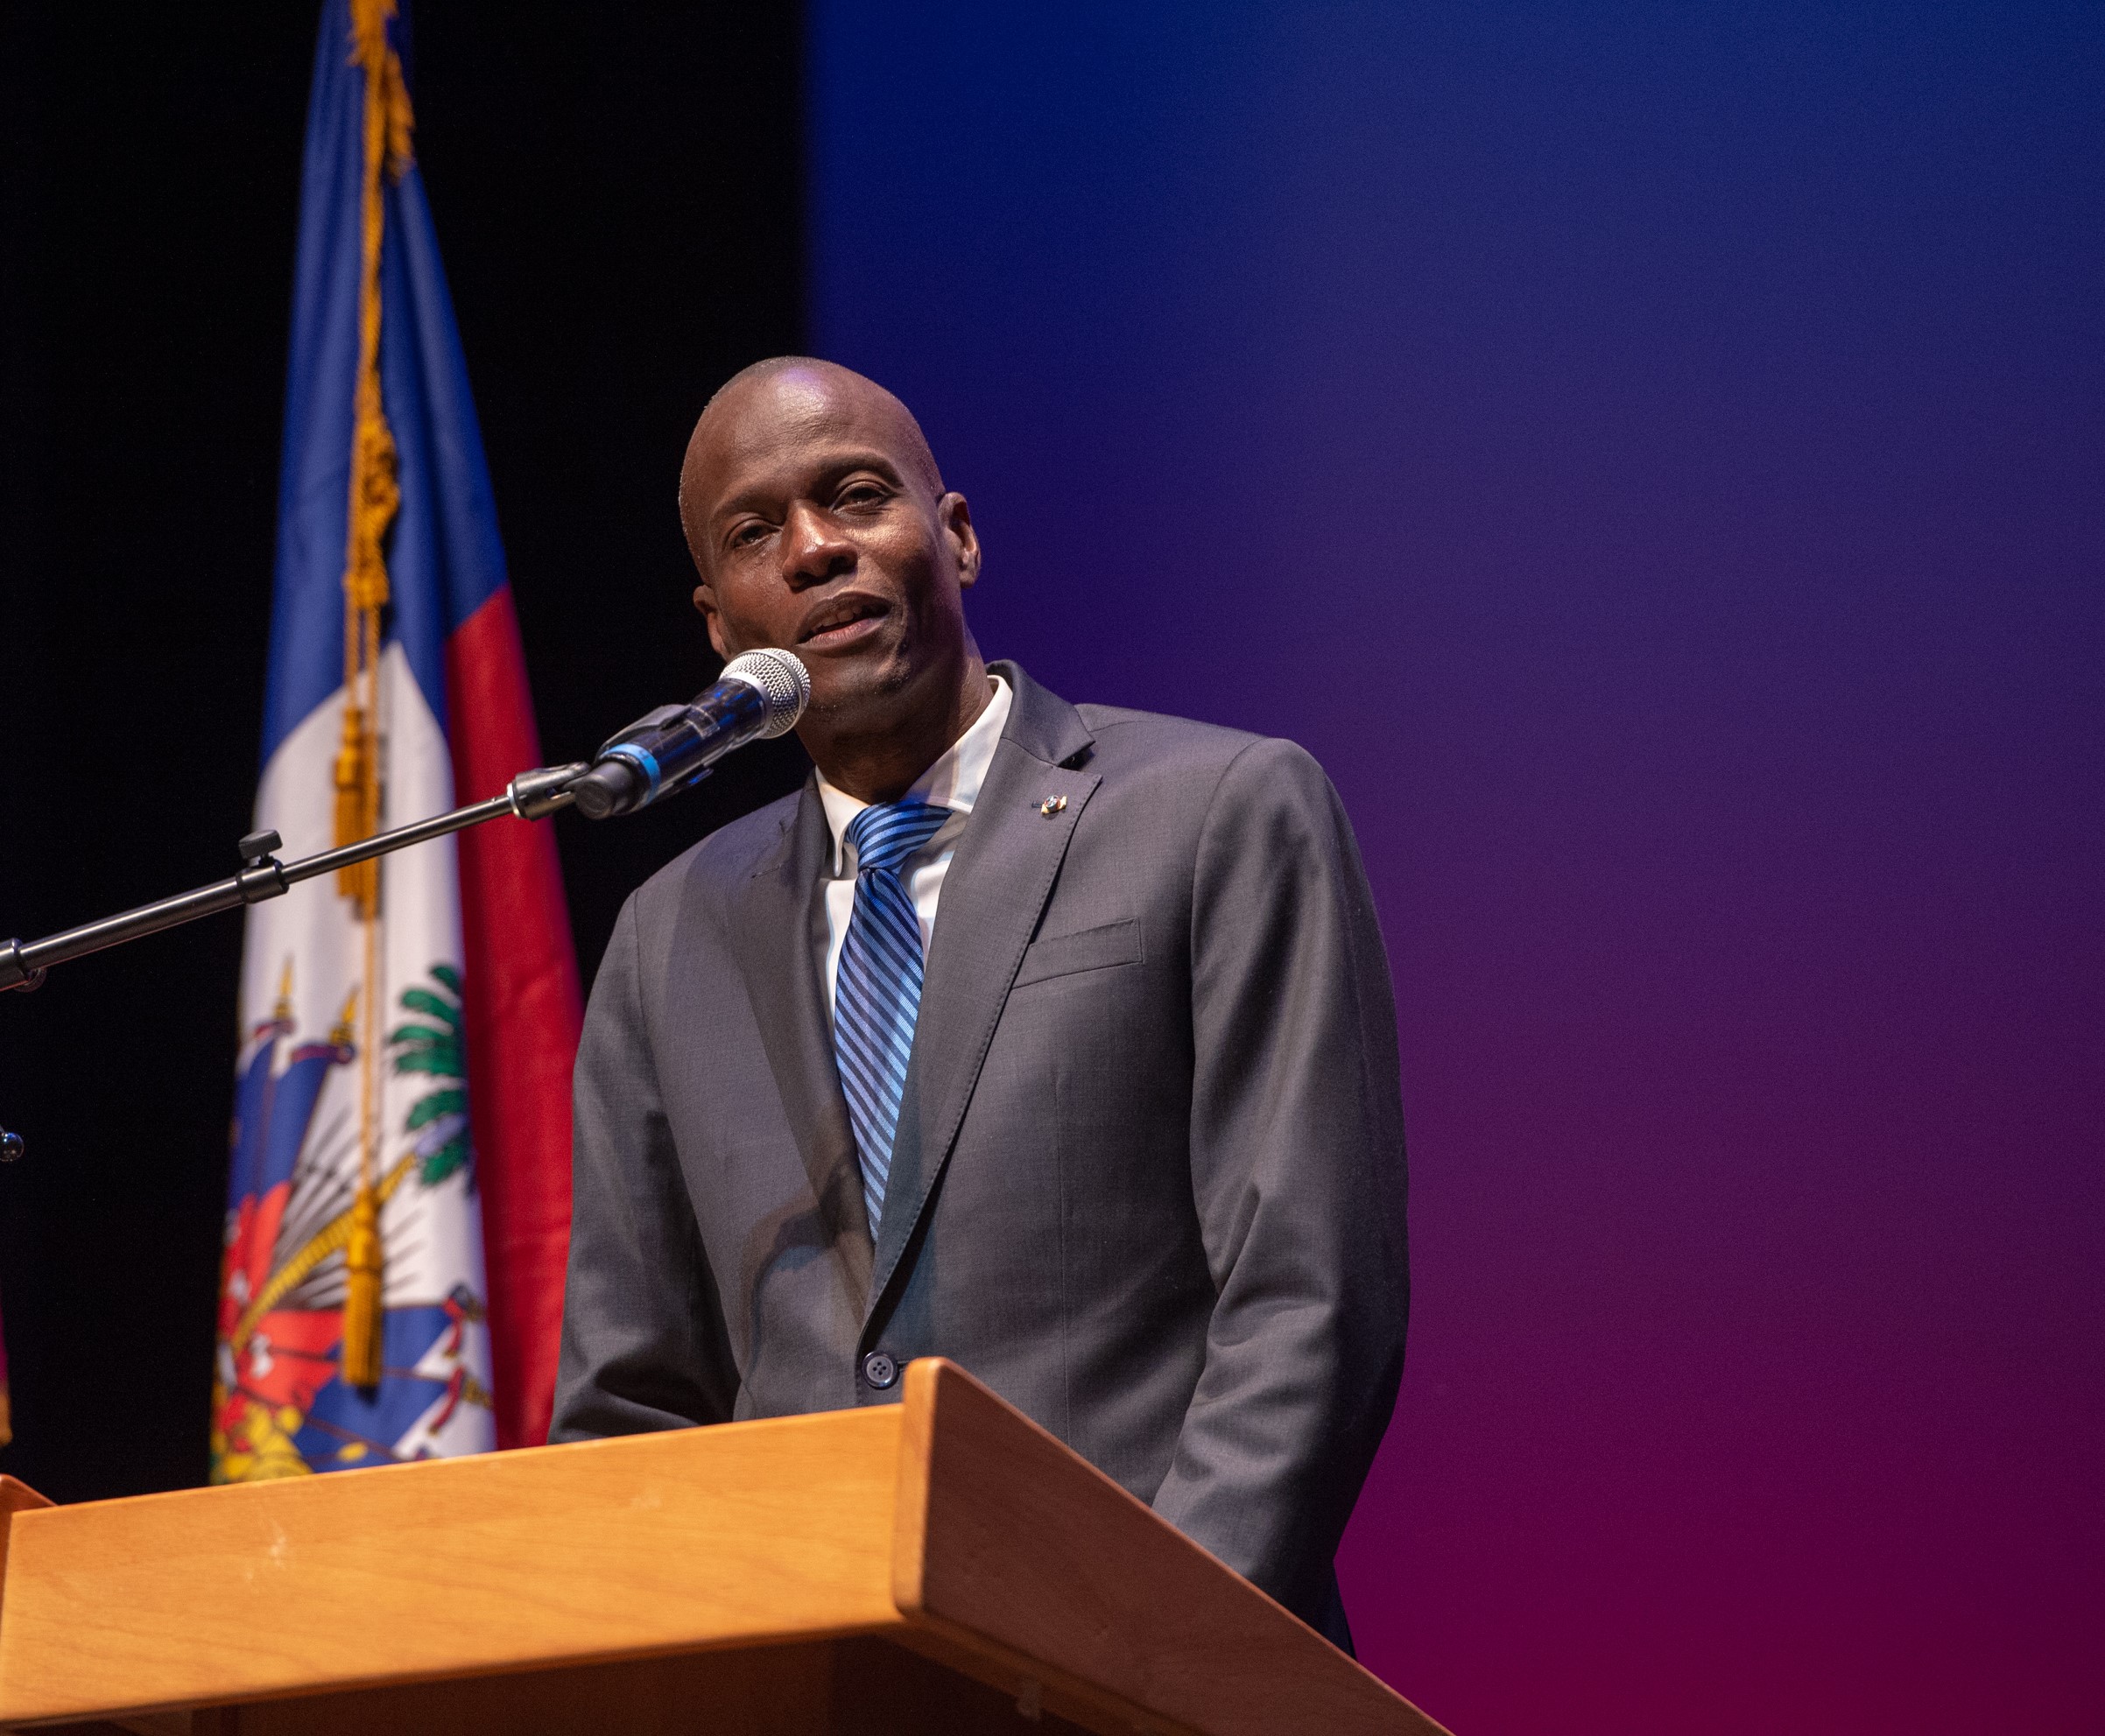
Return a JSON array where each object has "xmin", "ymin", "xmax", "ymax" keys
[
  {"xmin": 941, "ymin": 492, "xmax": 982, "ymax": 591},
  {"xmin": 693, "ymin": 584, "xmax": 729, "ymax": 658}
]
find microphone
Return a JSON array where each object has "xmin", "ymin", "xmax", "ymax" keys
[{"xmin": 567, "ymin": 648, "xmax": 810, "ymax": 820}]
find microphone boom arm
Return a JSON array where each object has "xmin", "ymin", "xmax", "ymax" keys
[
  {"xmin": 0, "ymin": 761, "xmax": 587, "ymax": 996},
  {"xmin": 0, "ymin": 647, "xmax": 807, "ymax": 1159}
]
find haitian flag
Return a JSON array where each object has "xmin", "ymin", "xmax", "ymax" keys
[{"xmin": 214, "ymin": 0, "xmax": 581, "ymax": 1479}]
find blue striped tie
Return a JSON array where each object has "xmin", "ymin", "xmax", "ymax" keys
[{"xmin": 834, "ymin": 800, "xmax": 952, "ymax": 1233}]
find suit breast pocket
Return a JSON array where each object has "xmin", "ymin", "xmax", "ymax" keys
[{"xmin": 1010, "ymin": 917, "xmax": 1144, "ymax": 989}]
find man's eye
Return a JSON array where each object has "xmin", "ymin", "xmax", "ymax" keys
[
  {"xmin": 730, "ymin": 522, "xmax": 772, "ymax": 548},
  {"xmin": 838, "ymin": 484, "xmax": 887, "ymax": 509}
]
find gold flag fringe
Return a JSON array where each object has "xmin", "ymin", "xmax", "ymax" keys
[
  {"xmin": 333, "ymin": 0, "xmax": 413, "ymax": 917},
  {"xmin": 336, "ymin": 0, "xmax": 416, "ymax": 1391}
]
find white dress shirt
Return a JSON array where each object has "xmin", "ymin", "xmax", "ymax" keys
[{"xmin": 815, "ymin": 672, "xmax": 1013, "ymax": 1023}]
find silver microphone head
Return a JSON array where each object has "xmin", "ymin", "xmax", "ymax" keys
[{"xmin": 721, "ymin": 647, "xmax": 812, "ymax": 738}]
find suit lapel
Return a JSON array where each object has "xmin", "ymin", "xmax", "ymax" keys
[
  {"xmin": 868, "ymin": 667, "xmax": 1099, "ymax": 1312},
  {"xmin": 724, "ymin": 779, "xmax": 876, "ymax": 1299}
]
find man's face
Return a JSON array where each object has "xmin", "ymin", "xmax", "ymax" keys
[{"xmin": 681, "ymin": 367, "xmax": 979, "ymax": 735}]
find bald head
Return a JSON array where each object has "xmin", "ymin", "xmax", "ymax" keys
[
  {"xmin": 673, "ymin": 355, "xmax": 988, "ymax": 802},
  {"xmin": 679, "ymin": 358, "xmax": 943, "ymax": 565}
]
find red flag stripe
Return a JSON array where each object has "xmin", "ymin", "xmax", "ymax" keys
[{"xmin": 444, "ymin": 584, "xmax": 581, "ymax": 1451}]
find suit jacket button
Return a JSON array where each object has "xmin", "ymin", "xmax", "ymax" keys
[{"xmin": 862, "ymin": 1351, "xmax": 899, "ymax": 1390}]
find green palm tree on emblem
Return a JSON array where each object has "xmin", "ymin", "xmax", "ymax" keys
[{"xmin": 389, "ymin": 963, "xmax": 472, "ymax": 1187}]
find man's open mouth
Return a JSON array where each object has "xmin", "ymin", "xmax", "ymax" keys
[{"xmin": 797, "ymin": 593, "xmax": 891, "ymax": 646}]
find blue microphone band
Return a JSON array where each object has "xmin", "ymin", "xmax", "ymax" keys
[{"xmin": 600, "ymin": 741, "xmax": 664, "ymax": 803}]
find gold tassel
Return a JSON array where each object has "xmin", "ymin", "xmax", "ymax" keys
[{"xmin": 341, "ymin": 1182, "xmax": 384, "ymax": 1390}]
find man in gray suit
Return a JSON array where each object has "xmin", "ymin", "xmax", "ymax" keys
[{"xmin": 553, "ymin": 358, "xmax": 1407, "ymax": 1648}]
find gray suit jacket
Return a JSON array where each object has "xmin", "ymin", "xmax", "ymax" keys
[{"xmin": 553, "ymin": 662, "xmax": 1408, "ymax": 1644}]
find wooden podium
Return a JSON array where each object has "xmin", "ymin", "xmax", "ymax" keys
[{"xmin": 0, "ymin": 1360, "xmax": 1447, "ymax": 1735}]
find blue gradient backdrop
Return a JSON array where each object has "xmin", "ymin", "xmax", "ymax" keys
[{"xmin": 808, "ymin": 5, "xmax": 2102, "ymax": 1729}]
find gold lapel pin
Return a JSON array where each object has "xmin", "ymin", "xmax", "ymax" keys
[{"xmin": 1038, "ymin": 794, "xmax": 1068, "ymax": 817}]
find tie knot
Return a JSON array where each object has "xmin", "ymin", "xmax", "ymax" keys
[{"xmin": 848, "ymin": 800, "xmax": 950, "ymax": 875}]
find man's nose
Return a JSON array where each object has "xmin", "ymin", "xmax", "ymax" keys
[{"xmin": 781, "ymin": 501, "xmax": 854, "ymax": 587}]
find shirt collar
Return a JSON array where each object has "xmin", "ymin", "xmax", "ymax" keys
[{"xmin": 816, "ymin": 672, "xmax": 1013, "ymax": 874}]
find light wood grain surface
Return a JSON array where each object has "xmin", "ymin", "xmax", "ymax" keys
[
  {"xmin": 0, "ymin": 1365, "xmax": 1446, "ymax": 1735},
  {"xmin": 0, "ymin": 1408, "xmax": 907, "ymax": 1726},
  {"xmin": 0, "ymin": 1478, "xmax": 53, "ymax": 1637},
  {"xmin": 891, "ymin": 1360, "xmax": 1453, "ymax": 1736}
]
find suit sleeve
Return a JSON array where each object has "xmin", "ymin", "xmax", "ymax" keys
[
  {"xmin": 1150, "ymin": 737, "xmax": 1409, "ymax": 1627},
  {"xmin": 548, "ymin": 891, "xmax": 741, "ymax": 1440}
]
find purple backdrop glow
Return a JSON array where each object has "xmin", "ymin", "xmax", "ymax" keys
[{"xmin": 807, "ymin": 5, "xmax": 2102, "ymax": 1731}]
